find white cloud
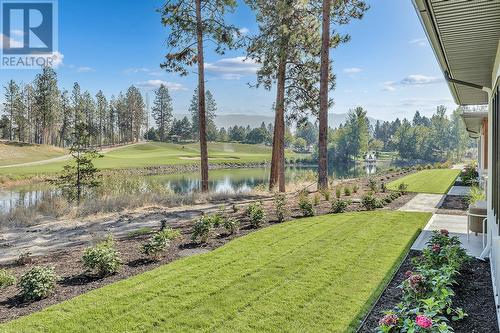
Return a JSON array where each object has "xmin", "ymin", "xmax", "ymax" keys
[
  {"xmin": 0, "ymin": 33, "xmax": 23, "ymax": 49},
  {"xmin": 77, "ymin": 66, "xmax": 95, "ymax": 73},
  {"xmin": 34, "ymin": 51, "xmax": 64, "ymax": 68},
  {"xmin": 409, "ymin": 38, "xmax": 427, "ymax": 47},
  {"xmin": 343, "ymin": 67, "xmax": 362, "ymax": 74},
  {"xmin": 135, "ymin": 80, "xmax": 186, "ymax": 91},
  {"xmin": 382, "ymin": 74, "xmax": 443, "ymax": 91},
  {"xmin": 124, "ymin": 67, "xmax": 163, "ymax": 76},
  {"xmin": 205, "ymin": 56, "xmax": 259, "ymax": 80},
  {"xmin": 400, "ymin": 74, "xmax": 442, "ymax": 85}
]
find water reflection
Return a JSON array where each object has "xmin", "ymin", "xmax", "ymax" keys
[{"xmin": 0, "ymin": 162, "xmax": 393, "ymax": 213}]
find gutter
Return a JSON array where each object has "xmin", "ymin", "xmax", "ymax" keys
[{"xmin": 444, "ymin": 71, "xmax": 492, "ymax": 95}]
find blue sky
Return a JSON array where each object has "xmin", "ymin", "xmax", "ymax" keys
[{"xmin": 0, "ymin": 0, "xmax": 456, "ymax": 121}]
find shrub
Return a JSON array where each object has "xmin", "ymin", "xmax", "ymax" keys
[
  {"xmin": 362, "ymin": 193, "xmax": 379, "ymax": 211},
  {"xmin": 398, "ymin": 182, "xmax": 409, "ymax": 194},
  {"xmin": 192, "ymin": 215, "xmax": 214, "ymax": 243},
  {"xmin": 142, "ymin": 227, "xmax": 181, "ymax": 259},
  {"xmin": 344, "ymin": 186, "xmax": 352, "ymax": 196},
  {"xmin": 274, "ymin": 192, "xmax": 289, "ymax": 223},
  {"xmin": 82, "ymin": 237, "xmax": 122, "ymax": 277},
  {"xmin": 352, "ymin": 184, "xmax": 359, "ymax": 193},
  {"xmin": 468, "ymin": 185, "xmax": 486, "ymax": 205},
  {"xmin": 331, "ymin": 199, "xmax": 350, "ymax": 214},
  {"xmin": 313, "ymin": 193, "xmax": 321, "ymax": 206},
  {"xmin": 222, "ymin": 217, "xmax": 240, "ymax": 234},
  {"xmin": 298, "ymin": 194, "xmax": 315, "ymax": 217},
  {"xmin": 246, "ymin": 201, "xmax": 266, "ymax": 228},
  {"xmin": 461, "ymin": 163, "xmax": 478, "ymax": 186},
  {"xmin": 0, "ymin": 269, "xmax": 16, "ymax": 289},
  {"xmin": 19, "ymin": 266, "xmax": 58, "ymax": 301},
  {"xmin": 335, "ymin": 187, "xmax": 341, "ymax": 199},
  {"xmin": 377, "ymin": 230, "xmax": 469, "ymax": 333},
  {"xmin": 380, "ymin": 182, "xmax": 387, "ymax": 193},
  {"xmin": 320, "ymin": 188, "xmax": 330, "ymax": 201},
  {"xmin": 368, "ymin": 178, "xmax": 378, "ymax": 192},
  {"xmin": 16, "ymin": 251, "xmax": 32, "ymax": 266}
]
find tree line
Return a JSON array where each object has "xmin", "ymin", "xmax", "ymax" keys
[
  {"xmin": 326, "ymin": 106, "xmax": 471, "ymax": 163},
  {"xmin": 1, "ymin": 67, "xmax": 146, "ymax": 147}
]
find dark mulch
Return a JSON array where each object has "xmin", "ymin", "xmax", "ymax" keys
[
  {"xmin": 358, "ymin": 251, "xmax": 498, "ymax": 333},
  {"xmin": 0, "ymin": 170, "xmax": 416, "ymax": 323},
  {"xmin": 437, "ymin": 195, "xmax": 469, "ymax": 215}
]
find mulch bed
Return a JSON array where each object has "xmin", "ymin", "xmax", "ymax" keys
[
  {"xmin": 0, "ymin": 170, "xmax": 416, "ymax": 323},
  {"xmin": 358, "ymin": 250, "xmax": 498, "ymax": 333},
  {"xmin": 436, "ymin": 195, "xmax": 469, "ymax": 215}
]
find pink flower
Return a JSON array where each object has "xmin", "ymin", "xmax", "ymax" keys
[
  {"xmin": 415, "ymin": 315, "xmax": 432, "ymax": 329},
  {"xmin": 408, "ymin": 274, "xmax": 425, "ymax": 292},
  {"xmin": 431, "ymin": 243, "xmax": 441, "ymax": 253},
  {"xmin": 440, "ymin": 229, "xmax": 449, "ymax": 236},
  {"xmin": 379, "ymin": 314, "xmax": 399, "ymax": 327},
  {"xmin": 404, "ymin": 270, "xmax": 413, "ymax": 279}
]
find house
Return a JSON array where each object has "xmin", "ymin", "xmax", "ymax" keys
[{"xmin": 412, "ymin": 0, "xmax": 500, "ymax": 325}]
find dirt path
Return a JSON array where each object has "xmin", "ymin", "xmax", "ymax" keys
[{"xmin": 0, "ymin": 142, "xmax": 142, "ymax": 169}]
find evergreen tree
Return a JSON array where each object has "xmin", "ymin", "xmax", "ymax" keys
[
  {"xmin": 160, "ymin": 0, "xmax": 241, "ymax": 192},
  {"xmin": 152, "ymin": 84, "xmax": 173, "ymax": 142}
]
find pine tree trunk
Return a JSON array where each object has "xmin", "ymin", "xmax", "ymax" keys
[
  {"xmin": 270, "ymin": 58, "xmax": 286, "ymax": 192},
  {"xmin": 318, "ymin": 0, "xmax": 331, "ymax": 190},
  {"xmin": 196, "ymin": 0, "xmax": 209, "ymax": 193}
]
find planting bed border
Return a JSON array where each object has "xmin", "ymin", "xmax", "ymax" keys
[{"xmin": 357, "ymin": 250, "xmax": 499, "ymax": 333}]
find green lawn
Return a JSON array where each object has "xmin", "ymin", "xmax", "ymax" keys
[
  {"xmin": 0, "ymin": 141, "xmax": 66, "ymax": 166},
  {"xmin": 0, "ymin": 211, "xmax": 431, "ymax": 333},
  {"xmin": 0, "ymin": 142, "xmax": 296, "ymax": 177},
  {"xmin": 387, "ymin": 169, "xmax": 460, "ymax": 194}
]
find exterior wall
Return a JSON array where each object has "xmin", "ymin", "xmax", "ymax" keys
[{"xmin": 487, "ymin": 39, "xmax": 500, "ymax": 328}]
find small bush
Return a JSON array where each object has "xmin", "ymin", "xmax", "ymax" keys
[
  {"xmin": 335, "ymin": 187, "xmax": 341, "ymax": 199},
  {"xmin": 246, "ymin": 201, "xmax": 266, "ymax": 228},
  {"xmin": 19, "ymin": 266, "xmax": 58, "ymax": 301},
  {"xmin": 298, "ymin": 194, "xmax": 315, "ymax": 217},
  {"xmin": 16, "ymin": 251, "xmax": 32, "ymax": 266},
  {"xmin": 274, "ymin": 192, "xmax": 289, "ymax": 223},
  {"xmin": 222, "ymin": 217, "xmax": 240, "ymax": 234},
  {"xmin": 362, "ymin": 193, "xmax": 379, "ymax": 211},
  {"xmin": 468, "ymin": 185, "xmax": 486, "ymax": 205},
  {"xmin": 192, "ymin": 215, "xmax": 214, "ymax": 243},
  {"xmin": 344, "ymin": 187, "xmax": 351, "ymax": 196},
  {"xmin": 0, "ymin": 269, "xmax": 16, "ymax": 289},
  {"xmin": 352, "ymin": 184, "xmax": 359, "ymax": 193},
  {"xmin": 82, "ymin": 237, "xmax": 122, "ymax": 277},
  {"xmin": 462, "ymin": 163, "xmax": 479, "ymax": 186},
  {"xmin": 368, "ymin": 178, "xmax": 378, "ymax": 192},
  {"xmin": 142, "ymin": 227, "xmax": 181, "ymax": 259},
  {"xmin": 331, "ymin": 199, "xmax": 350, "ymax": 214},
  {"xmin": 313, "ymin": 193, "xmax": 321, "ymax": 206},
  {"xmin": 320, "ymin": 188, "xmax": 330, "ymax": 201},
  {"xmin": 380, "ymin": 182, "xmax": 387, "ymax": 193},
  {"xmin": 398, "ymin": 182, "xmax": 409, "ymax": 194}
]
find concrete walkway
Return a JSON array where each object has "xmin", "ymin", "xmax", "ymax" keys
[
  {"xmin": 400, "ymin": 174, "xmax": 484, "ymax": 257},
  {"xmin": 398, "ymin": 194, "xmax": 445, "ymax": 213}
]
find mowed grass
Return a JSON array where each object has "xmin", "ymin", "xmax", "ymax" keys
[
  {"xmin": 0, "ymin": 141, "xmax": 66, "ymax": 166},
  {"xmin": 387, "ymin": 169, "xmax": 460, "ymax": 194},
  {"xmin": 0, "ymin": 142, "xmax": 290, "ymax": 177},
  {"xmin": 0, "ymin": 211, "xmax": 431, "ymax": 333}
]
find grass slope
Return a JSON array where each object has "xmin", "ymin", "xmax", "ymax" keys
[
  {"xmin": 0, "ymin": 211, "xmax": 431, "ymax": 333},
  {"xmin": 387, "ymin": 169, "xmax": 460, "ymax": 194},
  {"xmin": 0, "ymin": 142, "xmax": 290, "ymax": 177},
  {"xmin": 0, "ymin": 141, "xmax": 66, "ymax": 167}
]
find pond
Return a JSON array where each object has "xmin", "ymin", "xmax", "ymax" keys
[{"xmin": 0, "ymin": 160, "xmax": 395, "ymax": 213}]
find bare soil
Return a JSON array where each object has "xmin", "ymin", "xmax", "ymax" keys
[{"xmin": 436, "ymin": 195, "xmax": 469, "ymax": 215}]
